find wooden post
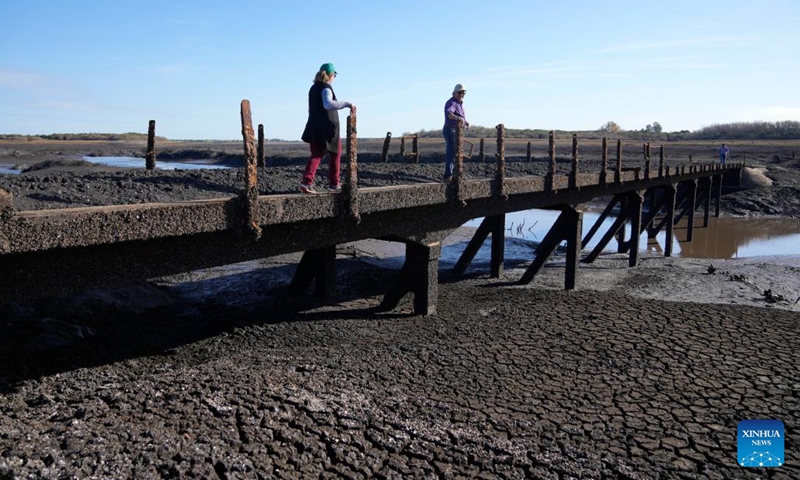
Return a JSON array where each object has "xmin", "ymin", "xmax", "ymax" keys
[
  {"xmin": 453, "ymin": 122, "xmax": 465, "ymax": 206},
  {"xmin": 527, "ymin": 141, "xmax": 532, "ymax": 162},
  {"xmin": 600, "ymin": 137, "xmax": 608, "ymax": 185},
  {"xmin": 479, "ymin": 138, "xmax": 485, "ymax": 162},
  {"xmin": 547, "ymin": 131, "xmax": 556, "ymax": 191},
  {"xmin": 412, "ymin": 135, "xmax": 419, "ymax": 164},
  {"xmin": 344, "ymin": 114, "xmax": 360, "ymax": 223},
  {"xmin": 145, "ymin": 120, "xmax": 156, "ymax": 170},
  {"xmin": 239, "ymin": 100, "xmax": 261, "ymax": 240},
  {"xmin": 495, "ymin": 124, "xmax": 506, "ymax": 199},
  {"xmin": 615, "ymin": 139, "xmax": 622, "ymax": 184},
  {"xmin": 400, "ymin": 136, "xmax": 406, "ymax": 157},
  {"xmin": 643, "ymin": 143, "xmax": 651, "ymax": 179},
  {"xmin": 658, "ymin": 145, "xmax": 665, "ymax": 177},
  {"xmin": 570, "ymin": 133, "xmax": 578, "ymax": 189},
  {"xmin": 381, "ymin": 132, "xmax": 392, "ymax": 162},
  {"xmin": 257, "ymin": 124, "xmax": 265, "ymax": 168}
]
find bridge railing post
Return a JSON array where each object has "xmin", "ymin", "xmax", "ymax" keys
[
  {"xmin": 615, "ymin": 139, "xmax": 622, "ymax": 184},
  {"xmin": 345, "ymin": 113, "xmax": 360, "ymax": 223},
  {"xmin": 643, "ymin": 143, "xmax": 651, "ymax": 179},
  {"xmin": 453, "ymin": 122, "xmax": 465, "ymax": 206},
  {"xmin": 381, "ymin": 132, "xmax": 392, "ymax": 162},
  {"xmin": 600, "ymin": 137, "xmax": 608, "ymax": 185},
  {"xmin": 239, "ymin": 100, "xmax": 261, "ymax": 240},
  {"xmin": 658, "ymin": 145, "xmax": 665, "ymax": 177},
  {"xmin": 479, "ymin": 138, "xmax": 485, "ymax": 162},
  {"xmin": 547, "ymin": 131, "xmax": 556, "ymax": 192},
  {"xmin": 495, "ymin": 124, "xmax": 506, "ymax": 199},
  {"xmin": 146, "ymin": 120, "xmax": 156, "ymax": 170},
  {"xmin": 257, "ymin": 124, "xmax": 265, "ymax": 168},
  {"xmin": 570, "ymin": 133, "xmax": 578, "ymax": 189}
]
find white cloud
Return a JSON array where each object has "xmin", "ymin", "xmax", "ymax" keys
[{"xmin": 0, "ymin": 70, "xmax": 47, "ymax": 90}]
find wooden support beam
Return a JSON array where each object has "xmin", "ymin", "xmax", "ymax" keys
[
  {"xmin": 289, "ymin": 246, "xmax": 337, "ymax": 298},
  {"xmin": 518, "ymin": 206, "xmax": 582, "ymax": 289},
  {"xmin": 452, "ymin": 214, "xmax": 505, "ymax": 278},
  {"xmin": 582, "ymin": 194, "xmax": 623, "ymax": 249}
]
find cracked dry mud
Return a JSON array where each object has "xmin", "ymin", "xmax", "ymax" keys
[{"xmin": 1, "ymin": 140, "xmax": 799, "ymax": 479}]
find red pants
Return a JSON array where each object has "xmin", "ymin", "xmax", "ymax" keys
[{"xmin": 302, "ymin": 139, "xmax": 341, "ymax": 187}]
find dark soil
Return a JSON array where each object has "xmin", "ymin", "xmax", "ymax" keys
[{"xmin": 1, "ymin": 139, "xmax": 799, "ymax": 479}]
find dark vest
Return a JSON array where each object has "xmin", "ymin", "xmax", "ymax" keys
[{"xmin": 301, "ymin": 81, "xmax": 340, "ymax": 152}]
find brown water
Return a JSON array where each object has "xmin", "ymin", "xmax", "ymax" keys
[
  {"xmin": 647, "ymin": 216, "xmax": 800, "ymax": 259},
  {"xmin": 467, "ymin": 211, "xmax": 800, "ymax": 260}
]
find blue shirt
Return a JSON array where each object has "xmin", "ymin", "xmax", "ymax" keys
[{"xmin": 443, "ymin": 97, "xmax": 467, "ymax": 128}]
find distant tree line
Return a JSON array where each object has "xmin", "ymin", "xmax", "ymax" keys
[
  {"xmin": 0, "ymin": 133, "xmax": 165, "ymax": 141},
  {"xmin": 407, "ymin": 120, "xmax": 800, "ymax": 141}
]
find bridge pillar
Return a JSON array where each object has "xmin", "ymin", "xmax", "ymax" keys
[
  {"xmin": 289, "ymin": 246, "xmax": 337, "ymax": 298},
  {"xmin": 664, "ymin": 184, "xmax": 677, "ymax": 257},
  {"xmin": 379, "ymin": 241, "xmax": 441, "ymax": 316},
  {"xmin": 685, "ymin": 179, "xmax": 698, "ymax": 242}
]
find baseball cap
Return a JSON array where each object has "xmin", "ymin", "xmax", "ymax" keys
[
  {"xmin": 320, "ymin": 63, "xmax": 337, "ymax": 75},
  {"xmin": 453, "ymin": 83, "xmax": 466, "ymax": 94}
]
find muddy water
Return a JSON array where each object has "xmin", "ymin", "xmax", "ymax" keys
[{"xmin": 465, "ymin": 210, "xmax": 800, "ymax": 260}]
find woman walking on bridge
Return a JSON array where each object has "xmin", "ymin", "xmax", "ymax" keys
[{"xmin": 299, "ymin": 62, "xmax": 357, "ymax": 194}]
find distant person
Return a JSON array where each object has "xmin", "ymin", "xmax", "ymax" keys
[
  {"xmin": 299, "ymin": 62, "xmax": 356, "ymax": 194},
  {"xmin": 719, "ymin": 143, "xmax": 730, "ymax": 165},
  {"xmin": 442, "ymin": 83, "xmax": 469, "ymax": 182}
]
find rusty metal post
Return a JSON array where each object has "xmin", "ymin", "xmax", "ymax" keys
[
  {"xmin": 257, "ymin": 124, "xmax": 265, "ymax": 168},
  {"xmin": 412, "ymin": 135, "xmax": 419, "ymax": 164},
  {"xmin": 381, "ymin": 132, "xmax": 392, "ymax": 162},
  {"xmin": 658, "ymin": 145, "xmax": 665, "ymax": 177},
  {"xmin": 600, "ymin": 137, "xmax": 608, "ymax": 185},
  {"xmin": 400, "ymin": 136, "xmax": 406, "ymax": 157},
  {"xmin": 239, "ymin": 100, "xmax": 261, "ymax": 240},
  {"xmin": 344, "ymin": 113, "xmax": 360, "ymax": 223},
  {"xmin": 615, "ymin": 139, "xmax": 622, "ymax": 184},
  {"xmin": 570, "ymin": 134, "xmax": 578, "ymax": 189},
  {"xmin": 643, "ymin": 143, "xmax": 651, "ymax": 179},
  {"xmin": 547, "ymin": 131, "xmax": 556, "ymax": 192},
  {"xmin": 495, "ymin": 124, "xmax": 506, "ymax": 199},
  {"xmin": 453, "ymin": 122, "xmax": 466, "ymax": 206},
  {"xmin": 0, "ymin": 188, "xmax": 13, "ymax": 219},
  {"xmin": 527, "ymin": 141, "xmax": 532, "ymax": 162},
  {"xmin": 145, "ymin": 120, "xmax": 156, "ymax": 170},
  {"xmin": 479, "ymin": 138, "xmax": 485, "ymax": 162}
]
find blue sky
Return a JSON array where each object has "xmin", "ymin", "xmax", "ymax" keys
[{"xmin": 1, "ymin": 0, "xmax": 798, "ymax": 140}]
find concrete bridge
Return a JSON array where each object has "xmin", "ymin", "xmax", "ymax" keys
[{"xmin": 0, "ymin": 103, "xmax": 743, "ymax": 313}]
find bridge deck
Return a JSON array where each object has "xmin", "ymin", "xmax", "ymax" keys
[{"xmin": 0, "ymin": 164, "xmax": 741, "ymax": 304}]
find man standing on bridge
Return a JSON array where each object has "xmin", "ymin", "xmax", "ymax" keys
[
  {"xmin": 719, "ymin": 143, "xmax": 730, "ymax": 165},
  {"xmin": 442, "ymin": 84, "xmax": 469, "ymax": 182}
]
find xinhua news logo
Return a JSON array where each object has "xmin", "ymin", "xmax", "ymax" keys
[{"xmin": 738, "ymin": 419, "xmax": 784, "ymax": 468}]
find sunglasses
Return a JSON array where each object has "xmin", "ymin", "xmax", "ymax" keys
[{"xmin": 457, "ymin": 91, "xmax": 466, "ymax": 95}]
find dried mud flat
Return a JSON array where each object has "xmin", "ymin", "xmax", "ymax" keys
[{"xmin": 1, "ymin": 140, "xmax": 799, "ymax": 479}]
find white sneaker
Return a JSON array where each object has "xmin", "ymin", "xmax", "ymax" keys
[{"xmin": 298, "ymin": 184, "xmax": 317, "ymax": 194}]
